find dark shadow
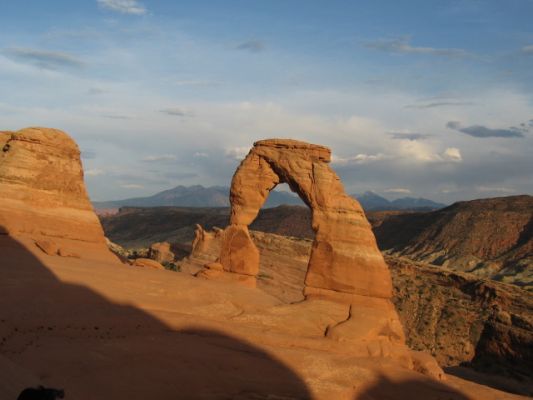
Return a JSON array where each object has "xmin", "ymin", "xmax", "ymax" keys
[
  {"xmin": 355, "ymin": 374, "xmax": 470, "ymax": 400},
  {"xmin": 0, "ymin": 229, "xmax": 312, "ymax": 399},
  {"xmin": 371, "ymin": 210, "xmax": 439, "ymax": 252},
  {"xmin": 445, "ymin": 366, "xmax": 533, "ymax": 397}
]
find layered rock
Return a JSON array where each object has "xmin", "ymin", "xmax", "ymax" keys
[
  {"xmin": 220, "ymin": 139, "xmax": 393, "ymax": 300},
  {"xmin": 374, "ymin": 195, "xmax": 533, "ymax": 290},
  {"xmin": 196, "ymin": 139, "xmax": 414, "ymax": 361},
  {"xmin": 0, "ymin": 128, "xmax": 104, "ymax": 242},
  {"xmin": 0, "ymin": 127, "xmax": 116, "ymax": 263}
]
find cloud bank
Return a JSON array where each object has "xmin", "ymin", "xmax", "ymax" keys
[
  {"xmin": 447, "ymin": 121, "xmax": 525, "ymax": 138},
  {"xmin": 236, "ymin": 40, "xmax": 265, "ymax": 53},
  {"xmin": 2, "ymin": 48, "xmax": 84, "ymax": 70},
  {"xmin": 97, "ymin": 0, "xmax": 147, "ymax": 15},
  {"xmin": 364, "ymin": 38, "xmax": 470, "ymax": 58}
]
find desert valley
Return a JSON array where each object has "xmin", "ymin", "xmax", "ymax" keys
[{"xmin": 1, "ymin": 127, "xmax": 532, "ymax": 399}]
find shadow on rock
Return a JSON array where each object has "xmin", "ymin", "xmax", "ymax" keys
[
  {"xmin": 355, "ymin": 374, "xmax": 471, "ymax": 400},
  {"xmin": 0, "ymin": 231, "xmax": 312, "ymax": 400}
]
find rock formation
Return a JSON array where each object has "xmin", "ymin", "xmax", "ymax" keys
[
  {"xmin": 148, "ymin": 242, "xmax": 175, "ymax": 264},
  {"xmin": 132, "ymin": 258, "xmax": 165, "ymax": 270},
  {"xmin": 4, "ymin": 128, "xmax": 526, "ymax": 398},
  {"xmin": 219, "ymin": 139, "xmax": 392, "ymax": 298},
  {"xmin": 198, "ymin": 139, "xmax": 411, "ymax": 356},
  {"xmin": 0, "ymin": 127, "xmax": 117, "ymax": 263}
]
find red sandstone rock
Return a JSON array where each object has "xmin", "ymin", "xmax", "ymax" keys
[
  {"xmin": 411, "ymin": 351, "xmax": 446, "ymax": 381},
  {"xmin": 34, "ymin": 239, "xmax": 58, "ymax": 256},
  {"xmin": 148, "ymin": 241, "xmax": 174, "ymax": 264},
  {"xmin": 195, "ymin": 138, "xmax": 415, "ymax": 366},
  {"xmin": 0, "ymin": 128, "xmax": 107, "ymax": 243},
  {"xmin": 57, "ymin": 248, "xmax": 80, "ymax": 258},
  {"xmin": 221, "ymin": 138, "xmax": 393, "ymax": 300},
  {"xmin": 132, "ymin": 258, "xmax": 165, "ymax": 270},
  {"xmin": 0, "ymin": 127, "xmax": 119, "ymax": 264},
  {"xmin": 205, "ymin": 261, "xmax": 224, "ymax": 271}
]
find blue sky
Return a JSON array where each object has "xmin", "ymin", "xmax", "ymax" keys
[{"xmin": 1, "ymin": 0, "xmax": 532, "ymax": 202}]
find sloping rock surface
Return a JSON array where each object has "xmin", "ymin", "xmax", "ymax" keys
[{"xmin": 374, "ymin": 196, "xmax": 532, "ymax": 290}]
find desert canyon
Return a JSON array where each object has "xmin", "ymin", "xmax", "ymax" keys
[{"xmin": 1, "ymin": 127, "xmax": 532, "ymax": 400}]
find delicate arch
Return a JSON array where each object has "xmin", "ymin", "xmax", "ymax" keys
[{"xmin": 219, "ymin": 139, "xmax": 393, "ymax": 302}]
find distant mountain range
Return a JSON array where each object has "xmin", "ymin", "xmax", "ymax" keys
[
  {"xmin": 92, "ymin": 185, "xmax": 302, "ymax": 210},
  {"xmin": 354, "ymin": 191, "xmax": 446, "ymax": 211},
  {"xmin": 92, "ymin": 185, "xmax": 446, "ymax": 211}
]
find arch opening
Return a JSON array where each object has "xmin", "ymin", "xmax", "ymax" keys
[{"xmin": 252, "ymin": 182, "xmax": 313, "ymax": 303}]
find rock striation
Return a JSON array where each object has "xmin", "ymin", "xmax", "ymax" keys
[
  {"xmin": 0, "ymin": 127, "xmax": 117, "ymax": 263},
  {"xmin": 220, "ymin": 139, "xmax": 393, "ymax": 299},
  {"xmin": 374, "ymin": 195, "xmax": 533, "ymax": 290}
]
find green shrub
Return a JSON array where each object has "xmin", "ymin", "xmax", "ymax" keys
[{"xmin": 162, "ymin": 261, "xmax": 180, "ymax": 272}]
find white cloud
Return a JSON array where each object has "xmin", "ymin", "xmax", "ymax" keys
[
  {"xmin": 120, "ymin": 183, "xmax": 144, "ymax": 189},
  {"xmin": 87, "ymin": 87, "xmax": 108, "ymax": 95},
  {"xmin": 2, "ymin": 48, "xmax": 84, "ymax": 70},
  {"xmin": 174, "ymin": 80, "xmax": 219, "ymax": 87},
  {"xmin": 395, "ymin": 140, "xmax": 441, "ymax": 162},
  {"xmin": 236, "ymin": 40, "xmax": 265, "ymax": 53},
  {"xmin": 159, "ymin": 107, "xmax": 192, "ymax": 117},
  {"xmin": 85, "ymin": 168, "xmax": 105, "ymax": 177},
  {"xmin": 96, "ymin": 0, "xmax": 146, "ymax": 15},
  {"xmin": 384, "ymin": 188, "xmax": 411, "ymax": 194},
  {"xmin": 442, "ymin": 147, "xmax": 462, "ymax": 162},
  {"xmin": 394, "ymin": 141, "xmax": 462, "ymax": 163},
  {"xmin": 405, "ymin": 101, "xmax": 474, "ymax": 109},
  {"xmin": 193, "ymin": 152, "xmax": 209, "ymax": 158},
  {"xmin": 225, "ymin": 146, "xmax": 250, "ymax": 160},
  {"xmin": 364, "ymin": 37, "xmax": 470, "ymax": 58},
  {"xmin": 332, "ymin": 153, "xmax": 387, "ymax": 165},
  {"xmin": 476, "ymin": 186, "xmax": 515, "ymax": 193},
  {"xmin": 522, "ymin": 45, "xmax": 533, "ymax": 54},
  {"xmin": 141, "ymin": 154, "xmax": 177, "ymax": 162}
]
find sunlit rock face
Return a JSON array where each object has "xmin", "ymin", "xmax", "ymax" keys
[
  {"xmin": 0, "ymin": 127, "xmax": 117, "ymax": 263},
  {"xmin": 221, "ymin": 138, "xmax": 393, "ymax": 300},
  {"xmin": 208, "ymin": 138, "xmax": 409, "ymax": 350}
]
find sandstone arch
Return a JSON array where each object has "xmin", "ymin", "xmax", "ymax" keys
[{"xmin": 218, "ymin": 139, "xmax": 393, "ymax": 302}]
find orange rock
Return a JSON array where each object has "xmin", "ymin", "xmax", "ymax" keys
[
  {"xmin": 148, "ymin": 241, "xmax": 174, "ymax": 264},
  {"xmin": 410, "ymin": 351, "xmax": 446, "ymax": 381},
  {"xmin": 57, "ymin": 248, "xmax": 81, "ymax": 258},
  {"xmin": 205, "ymin": 261, "xmax": 224, "ymax": 271},
  {"xmin": 194, "ymin": 138, "xmax": 414, "ymax": 360},
  {"xmin": 219, "ymin": 139, "xmax": 393, "ymax": 299},
  {"xmin": 191, "ymin": 224, "xmax": 223, "ymax": 261},
  {"xmin": 1, "ymin": 127, "xmax": 120, "ymax": 265},
  {"xmin": 0, "ymin": 128, "xmax": 107, "ymax": 243},
  {"xmin": 35, "ymin": 239, "xmax": 58, "ymax": 256},
  {"xmin": 132, "ymin": 258, "xmax": 165, "ymax": 270},
  {"xmin": 218, "ymin": 224, "xmax": 259, "ymax": 276}
]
